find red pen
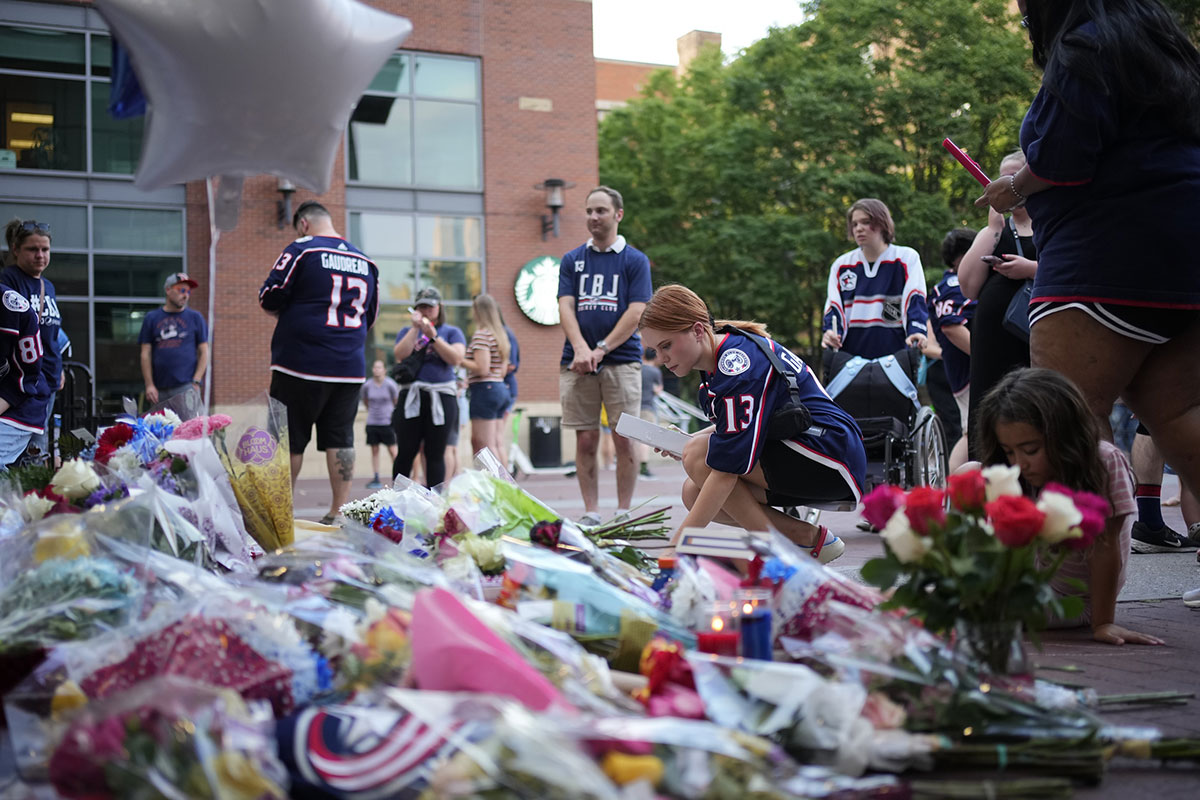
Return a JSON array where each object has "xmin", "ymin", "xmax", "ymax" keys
[{"xmin": 942, "ymin": 138, "xmax": 991, "ymax": 187}]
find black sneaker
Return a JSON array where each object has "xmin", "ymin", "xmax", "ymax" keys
[{"xmin": 1131, "ymin": 521, "xmax": 1198, "ymax": 553}]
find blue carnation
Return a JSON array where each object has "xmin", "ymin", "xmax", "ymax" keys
[
  {"xmin": 762, "ymin": 558, "xmax": 797, "ymax": 583},
  {"xmin": 369, "ymin": 506, "xmax": 404, "ymax": 531}
]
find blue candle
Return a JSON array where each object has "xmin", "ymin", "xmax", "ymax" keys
[{"xmin": 740, "ymin": 608, "xmax": 773, "ymax": 660}]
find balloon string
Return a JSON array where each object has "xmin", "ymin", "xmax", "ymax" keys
[{"xmin": 205, "ymin": 176, "xmax": 220, "ymax": 412}]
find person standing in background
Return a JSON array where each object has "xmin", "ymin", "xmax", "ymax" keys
[
  {"xmin": 461, "ymin": 293, "xmax": 511, "ymax": 462},
  {"xmin": 557, "ymin": 186, "xmax": 653, "ymax": 525},
  {"xmin": 0, "ymin": 276, "xmax": 48, "ymax": 467},
  {"xmin": 501, "ymin": 318, "xmax": 520, "ymax": 471},
  {"xmin": 925, "ymin": 228, "xmax": 976, "ymax": 470},
  {"xmin": 139, "ymin": 272, "xmax": 208, "ymax": 407},
  {"xmin": 260, "ymin": 201, "xmax": 380, "ymax": 524},
  {"xmin": 2, "ymin": 219, "xmax": 61, "ymax": 463},
  {"xmin": 639, "ymin": 347, "xmax": 663, "ymax": 478},
  {"xmin": 361, "ymin": 359, "xmax": 399, "ymax": 489}
]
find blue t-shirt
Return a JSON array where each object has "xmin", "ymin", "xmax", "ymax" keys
[
  {"xmin": 697, "ymin": 331, "xmax": 866, "ymax": 500},
  {"xmin": 259, "ymin": 235, "xmax": 380, "ymax": 382},
  {"xmin": 137, "ymin": 307, "xmax": 207, "ymax": 389},
  {"xmin": 503, "ymin": 324, "xmax": 519, "ymax": 401},
  {"xmin": 1021, "ymin": 21, "xmax": 1200, "ymax": 307},
  {"xmin": 929, "ymin": 270, "xmax": 975, "ymax": 393},
  {"xmin": 557, "ymin": 236, "xmax": 653, "ymax": 365},
  {"xmin": 0, "ymin": 265, "xmax": 62, "ymax": 391},
  {"xmin": 395, "ymin": 324, "xmax": 466, "ymax": 384},
  {"xmin": 0, "ymin": 284, "xmax": 50, "ymax": 433}
]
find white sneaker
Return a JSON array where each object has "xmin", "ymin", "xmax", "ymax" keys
[
  {"xmin": 797, "ymin": 526, "xmax": 845, "ymax": 565},
  {"xmin": 578, "ymin": 512, "xmax": 602, "ymax": 527},
  {"xmin": 1183, "ymin": 587, "xmax": 1200, "ymax": 608}
]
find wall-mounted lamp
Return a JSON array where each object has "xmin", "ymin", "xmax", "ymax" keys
[
  {"xmin": 276, "ymin": 178, "xmax": 297, "ymax": 229},
  {"xmin": 534, "ymin": 178, "xmax": 575, "ymax": 240}
]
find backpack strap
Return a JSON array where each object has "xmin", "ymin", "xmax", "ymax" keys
[
  {"xmin": 823, "ymin": 356, "xmax": 868, "ymax": 399},
  {"xmin": 716, "ymin": 326, "xmax": 825, "ymax": 436},
  {"xmin": 877, "ymin": 353, "xmax": 921, "ymax": 411}
]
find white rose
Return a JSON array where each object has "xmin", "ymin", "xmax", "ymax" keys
[
  {"xmin": 50, "ymin": 459, "xmax": 101, "ymax": 500},
  {"xmin": 881, "ymin": 509, "xmax": 931, "ymax": 564},
  {"xmin": 1036, "ymin": 490, "xmax": 1083, "ymax": 545},
  {"xmin": 981, "ymin": 464, "xmax": 1023, "ymax": 502},
  {"xmin": 23, "ymin": 493, "xmax": 56, "ymax": 521}
]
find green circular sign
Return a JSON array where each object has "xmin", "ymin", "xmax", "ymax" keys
[{"xmin": 514, "ymin": 255, "xmax": 561, "ymax": 326}]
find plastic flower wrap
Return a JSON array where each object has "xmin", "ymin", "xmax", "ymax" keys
[
  {"xmin": 341, "ymin": 477, "xmax": 447, "ymax": 536},
  {"xmin": 211, "ymin": 393, "xmax": 294, "ymax": 550},
  {"xmin": 46, "ymin": 676, "xmax": 287, "ymax": 800},
  {"xmin": 497, "ymin": 540, "xmax": 696, "ymax": 669}
]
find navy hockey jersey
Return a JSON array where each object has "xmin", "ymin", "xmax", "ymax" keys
[
  {"xmin": 0, "ymin": 284, "xmax": 50, "ymax": 433},
  {"xmin": 260, "ymin": 236, "xmax": 380, "ymax": 383},
  {"xmin": 822, "ymin": 244, "xmax": 928, "ymax": 359},
  {"xmin": 929, "ymin": 270, "xmax": 975, "ymax": 393},
  {"xmin": 0, "ymin": 265, "xmax": 63, "ymax": 391},
  {"xmin": 698, "ymin": 331, "xmax": 866, "ymax": 500}
]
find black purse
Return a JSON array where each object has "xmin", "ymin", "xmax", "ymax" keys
[
  {"xmin": 392, "ymin": 342, "xmax": 430, "ymax": 384},
  {"xmin": 717, "ymin": 326, "xmax": 813, "ymax": 440},
  {"xmin": 1000, "ymin": 217, "xmax": 1034, "ymax": 342}
]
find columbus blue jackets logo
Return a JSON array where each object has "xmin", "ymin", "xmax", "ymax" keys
[
  {"xmin": 838, "ymin": 270, "xmax": 857, "ymax": 292},
  {"xmin": 279, "ymin": 703, "xmax": 487, "ymax": 799},
  {"xmin": 574, "ymin": 259, "xmax": 586, "ymax": 272},
  {"xmin": 718, "ymin": 348, "xmax": 751, "ymax": 376},
  {"xmin": 2, "ymin": 290, "xmax": 29, "ymax": 313}
]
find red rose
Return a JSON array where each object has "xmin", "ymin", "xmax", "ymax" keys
[
  {"xmin": 861, "ymin": 485, "xmax": 905, "ymax": 530},
  {"xmin": 986, "ymin": 495, "xmax": 1046, "ymax": 548},
  {"xmin": 904, "ymin": 487, "xmax": 946, "ymax": 535},
  {"xmin": 947, "ymin": 471, "xmax": 986, "ymax": 513}
]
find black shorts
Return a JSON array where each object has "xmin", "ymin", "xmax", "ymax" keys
[
  {"xmin": 269, "ymin": 371, "xmax": 359, "ymax": 453},
  {"xmin": 759, "ymin": 440, "xmax": 858, "ymax": 507},
  {"xmin": 365, "ymin": 424, "xmax": 396, "ymax": 446},
  {"xmin": 1029, "ymin": 301, "xmax": 1199, "ymax": 344}
]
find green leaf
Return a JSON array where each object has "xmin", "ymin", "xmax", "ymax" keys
[{"xmin": 860, "ymin": 557, "xmax": 901, "ymax": 588}]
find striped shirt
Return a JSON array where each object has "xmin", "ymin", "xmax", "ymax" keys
[{"xmin": 467, "ymin": 328, "xmax": 505, "ymax": 384}]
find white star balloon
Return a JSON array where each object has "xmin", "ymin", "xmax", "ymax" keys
[{"xmin": 95, "ymin": 0, "xmax": 412, "ymax": 192}]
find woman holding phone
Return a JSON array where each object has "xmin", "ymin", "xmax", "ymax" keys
[{"xmin": 958, "ymin": 150, "xmax": 1037, "ymax": 459}]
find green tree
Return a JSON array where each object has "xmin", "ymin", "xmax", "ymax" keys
[{"xmin": 600, "ymin": 0, "xmax": 1038, "ymax": 362}]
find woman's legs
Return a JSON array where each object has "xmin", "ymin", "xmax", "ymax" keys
[
  {"xmin": 680, "ymin": 433, "xmax": 821, "ymax": 546},
  {"xmin": 420, "ymin": 394, "xmax": 457, "ymax": 488},
  {"xmin": 369, "ymin": 443, "xmax": 381, "ymax": 478},
  {"xmin": 392, "ymin": 391, "xmax": 424, "ymax": 480},
  {"xmin": 471, "ymin": 418, "xmax": 500, "ymax": 460}
]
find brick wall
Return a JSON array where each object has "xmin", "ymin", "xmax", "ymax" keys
[
  {"xmin": 595, "ymin": 58, "xmax": 670, "ymax": 107},
  {"xmin": 190, "ymin": 0, "xmax": 599, "ymax": 407}
]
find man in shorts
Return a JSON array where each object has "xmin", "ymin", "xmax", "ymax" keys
[
  {"xmin": 557, "ymin": 186, "xmax": 653, "ymax": 524},
  {"xmin": 260, "ymin": 201, "xmax": 379, "ymax": 524}
]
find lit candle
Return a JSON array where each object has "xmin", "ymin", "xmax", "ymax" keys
[
  {"xmin": 735, "ymin": 588, "xmax": 773, "ymax": 661},
  {"xmin": 696, "ymin": 604, "xmax": 739, "ymax": 656}
]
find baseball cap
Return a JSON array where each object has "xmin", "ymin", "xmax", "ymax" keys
[
  {"xmin": 164, "ymin": 272, "xmax": 199, "ymax": 291},
  {"xmin": 414, "ymin": 287, "xmax": 442, "ymax": 307}
]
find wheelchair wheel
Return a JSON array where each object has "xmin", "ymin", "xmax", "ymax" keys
[{"xmin": 907, "ymin": 407, "xmax": 949, "ymax": 489}]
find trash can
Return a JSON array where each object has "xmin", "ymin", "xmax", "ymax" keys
[{"xmin": 529, "ymin": 416, "xmax": 561, "ymax": 468}]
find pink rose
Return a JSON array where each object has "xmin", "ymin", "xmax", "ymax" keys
[{"xmin": 861, "ymin": 485, "xmax": 906, "ymax": 530}]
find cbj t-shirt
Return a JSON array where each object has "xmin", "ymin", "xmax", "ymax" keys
[
  {"xmin": 557, "ymin": 236, "xmax": 652, "ymax": 365},
  {"xmin": 138, "ymin": 307, "xmax": 208, "ymax": 389}
]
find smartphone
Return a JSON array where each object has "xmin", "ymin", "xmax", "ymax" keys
[
  {"xmin": 981, "ymin": 255, "xmax": 1002, "ymax": 266},
  {"xmin": 942, "ymin": 138, "xmax": 991, "ymax": 187}
]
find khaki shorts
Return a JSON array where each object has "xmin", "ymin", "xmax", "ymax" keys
[
  {"xmin": 560, "ymin": 361, "xmax": 642, "ymax": 430},
  {"xmin": 954, "ymin": 386, "xmax": 970, "ymax": 434}
]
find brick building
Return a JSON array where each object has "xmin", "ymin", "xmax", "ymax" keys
[{"xmin": 1, "ymin": 0, "xmax": 598, "ymax": 425}]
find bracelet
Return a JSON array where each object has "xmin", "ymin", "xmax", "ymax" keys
[{"xmin": 1007, "ymin": 174, "xmax": 1026, "ymax": 208}]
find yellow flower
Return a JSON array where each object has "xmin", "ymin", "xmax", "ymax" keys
[
  {"xmin": 211, "ymin": 752, "xmax": 286, "ymax": 800},
  {"xmin": 51, "ymin": 681, "xmax": 88, "ymax": 719},
  {"xmin": 33, "ymin": 531, "xmax": 90, "ymax": 564},
  {"xmin": 601, "ymin": 752, "xmax": 663, "ymax": 786}
]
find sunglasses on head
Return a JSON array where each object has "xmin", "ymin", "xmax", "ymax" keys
[{"xmin": 20, "ymin": 221, "xmax": 50, "ymax": 234}]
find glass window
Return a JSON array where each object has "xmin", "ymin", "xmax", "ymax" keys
[
  {"xmin": 46, "ymin": 252, "xmax": 88, "ymax": 296},
  {"xmin": 348, "ymin": 96, "xmax": 411, "ymax": 184},
  {"xmin": 413, "ymin": 100, "xmax": 479, "ymax": 188},
  {"xmin": 419, "ymin": 260, "xmax": 481, "ymax": 302},
  {"xmin": 93, "ymin": 302, "xmax": 159, "ymax": 407},
  {"xmin": 93, "ymin": 207, "xmax": 183, "ymax": 252},
  {"xmin": 368, "ymin": 53, "xmax": 409, "ymax": 93},
  {"xmin": 414, "ymin": 56, "xmax": 477, "ymax": 100},
  {"xmin": 442, "ymin": 304, "xmax": 471, "ymax": 334},
  {"xmin": 94, "ymin": 254, "xmax": 183, "ymax": 298},
  {"xmin": 91, "ymin": 83, "xmax": 143, "ymax": 174},
  {"xmin": 90, "ymin": 34, "xmax": 112, "ymax": 77},
  {"xmin": 350, "ymin": 211, "xmax": 414, "ymax": 256},
  {"xmin": 417, "ymin": 216, "xmax": 481, "ymax": 259},
  {"xmin": 0, "ymin": 203, "xmax": 87, "ymax": 249},
  {"xmin": 374, "ymin": 257, "xmax": 416, "ymax": 304},
  {"xmin": 57, "ymin": 300, "xmax": 88, "ymax": 364},
  {"xmin": 0, "ymin": 26, "xmax": 86, "ymax": 74},
  {"xmin": 0, "ymin": 75, "xmax": 85, "ymax": 171}
]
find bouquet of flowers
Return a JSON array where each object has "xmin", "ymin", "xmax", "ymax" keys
[
  {"xmin": 211, "ymin": 393, "xmax": 294, "ymax": 550},
  {"xmin": 859, "ymin": 466, "xmax": 1105, "ymax": 671},
  {"xmin": 3, "ymin": 458, "xmax": 131, "ymax": 524},
  {"xmin": 46, "ymin": 676, "xmax": 287, "ymax": 799}
]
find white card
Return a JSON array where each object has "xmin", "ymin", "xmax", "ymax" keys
[{"xmin": 614, "ymin": 412, "xmax": 692, "ymax": 458}]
